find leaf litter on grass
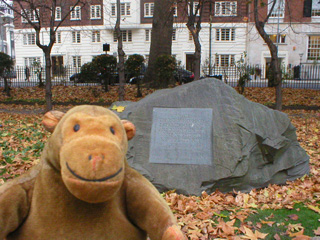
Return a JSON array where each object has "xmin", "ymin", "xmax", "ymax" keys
[{"xmin": 0, "ymin": 86, "xmax": 319, "ymax": 239}]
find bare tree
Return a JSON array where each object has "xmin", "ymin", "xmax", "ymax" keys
[
  {"xmin": 185, "ymin": 0, "xmax": 207, "ymax": 80},
  {"xmin": 2, "ymin": 0, "xmax": 86, "ymax": 111},
  {"xmin": 115, "ymin": 0, "xmax": 125, "ymax": 101},
  {"xmin": 144, "ymin": 0, "xmax": 174, "ymax": 88},
  {"xmin": 253, "ymin": 0, "xmax": 283, "ymax": 110}
]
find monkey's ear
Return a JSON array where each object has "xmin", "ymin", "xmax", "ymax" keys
[
  {"xmin": 42, "ymin": 111, "xmax": 65, "ymax": 133},
  {"xmin": 121, "ymin": 120, "xmax": 136, "ymax": 140}
]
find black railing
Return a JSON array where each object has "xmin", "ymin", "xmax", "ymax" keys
[{"xmin": 1, "ymin": 64, "xmax": 320, "ymax": 89}]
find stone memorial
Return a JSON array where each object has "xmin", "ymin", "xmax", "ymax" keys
[
  {"xmin": 115, "ymin": 78, "xmax": 310, "ymax": 195},
  {"xmin": 149, "ymin": 108, "xmax": 213, "ymax": 165}
]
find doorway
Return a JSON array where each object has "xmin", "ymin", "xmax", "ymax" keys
[
  {"xmin": 186, "ymin": 54, "xmax": 195, "ymax": 72},
  {"xmin": 51, "ymin": 55, "xmax": 64, "ymax": 75}
]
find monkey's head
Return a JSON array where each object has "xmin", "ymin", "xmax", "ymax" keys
[{"xmin": 41, "ymin": 105, "xmax": 135, "ymax": 203}]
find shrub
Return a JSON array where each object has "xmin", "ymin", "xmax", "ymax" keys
[
  {"xmin": 80, "ymin": 62, "xmax": 100, "ymax": 82},
  {"xmin": 125, "ymin": 54, "xmax": 145, "ymax": 78},
  {"xmin": 154, "ymin": 54, "xmax": 176, "ymax": 88}
]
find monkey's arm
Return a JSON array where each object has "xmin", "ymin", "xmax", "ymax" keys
[{"xmin": 125, "ymin": 166, "xmax": 185, "ymax": 240}]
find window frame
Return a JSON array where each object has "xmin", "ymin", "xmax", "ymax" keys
[
  {"xmin": 72, "ymin": 56, "xmax": 81, "ymax": 68},
  {"xmin": 268, "ymin": 0, "xmax": 285, "ymax": 18},
  {"xmin": 70, "ymin": 6, "xmax": 81, "ymax": 20},
  {"xmin": 111, "ymin": 2, "xmax": 131, "ymax": 17},
  {"xmin": 55, "ymin": 7, "xmax": 61, "ymax": 21},
  {"xmin": 144, "ymin": 2, "xmax": 154, "ymax": 17},
  {"xmin": 90, "ymin": 5, "xmax": 102, "ymax": 19},
  {"xmin": 55, "ymin": 31, "xmax": 61, "ymax": 44},
  {"xmin": 307, "ymin": 35, "xmax": 320, "ymax": 60},
  {"xmin": 23, "ymin": 33, "xmax": 36, "ymax": 45},
  {"xmin": 215, "ymin": 54, "xmax": 235, "ymax": 67},
  {"xmin": 215, "ymin": 28, "xmax": 235, "ymax": 41},
  {"xmin": 214, "ymin": 1, "xmax": 237, "ymax": 17},
  {"xmin": 92, "ymin": 30, "xmax": 101, "ymax": 43},
  {"xmin": 113, "ymin": 30, "xmax": 132, "ymax": 42},
  {"xmin": 21, "ymin": 9, "xmax": 40, "ymax": 23},
  {"xmin": 72, "ymin": 31, "xmax": 81, "ymax": 43}
]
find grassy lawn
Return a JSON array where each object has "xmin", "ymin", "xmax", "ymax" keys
[{"xmin": 0, "ymin": 86, "xmax": 319, "ymax": 239}]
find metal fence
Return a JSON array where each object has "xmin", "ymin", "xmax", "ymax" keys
[
  {"xmin": 202, "ymin": 63, "xmax": 320, "ymax": 89},
  {"xmin": 1, "ymin": 64, "xmax": 320, "ymax": 89}
]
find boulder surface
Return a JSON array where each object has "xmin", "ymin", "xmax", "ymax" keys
[{"xmin": 117, "ymin": 78, "xmax": 309, "ymax": 195}]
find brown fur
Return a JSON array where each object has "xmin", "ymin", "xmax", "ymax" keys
[{"xmin": 0, "ymin": 105, "xmax": 185, "ymax": 240}]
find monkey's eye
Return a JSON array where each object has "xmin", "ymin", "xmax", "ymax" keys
[
  {"xmin": 110, "ymin": 127, "xmax": 115, "ymax": 135},
  {"xmin": 73, "ymin": 124, "xmax": 80, "ymax": 132}
]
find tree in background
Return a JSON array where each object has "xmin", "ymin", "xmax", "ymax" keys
[
  {"xmin": 144, "ymin": 0, "xmax": 175, "ymax": 88},
  {"xmin": 1, "ymin": 0, "xmax": 87, "ymax": 111},
  {"xmin": 184, "ymin": 0, "xmax": 207, "ymax": 80},
  {"xmin": 125, "ymin": 54, "xmax": 145, "ymax": 97},
  {"xmin": 0, "ymin": 52, "xmax": 14, "ymax": 97},
  {"xmin": 253, "ymin": 0, "xmax": 283, "ymax": 110},
  {"xmin": 115, "ymin": 0, "xmax": 126, "ymax": 101}
]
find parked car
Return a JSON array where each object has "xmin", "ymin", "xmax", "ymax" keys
[
  {"xmin": 174, "ymin": 68, "xmax": 194, "ymax": 84},
  {"xmin": 69, "ymin": 72, "xmax": 103, "ymax": 84},
  {"xmin": 129, "ymin": 66, "xmax": 195, "ymax": 85}
]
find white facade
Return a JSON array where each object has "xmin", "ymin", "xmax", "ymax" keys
[
  {"xmin": 13, "ymin": 0, "xmax": 248, "ymax": 74},
  {"xmin": 0, "ymin": 1, "xmax": 15, "ymax": 58}
]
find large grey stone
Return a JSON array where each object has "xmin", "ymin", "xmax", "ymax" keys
[{"xmin": 116, "ymin": 78, "xmax": 309, "ymax": 195}]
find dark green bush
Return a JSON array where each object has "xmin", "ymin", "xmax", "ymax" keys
[
  {"xmin": 80, "ymin": 62, "xmax": 100, "ymax": 82},
  {"xmin": 125, "ymin": 54, "xmax": 145, "ymax": 78},
  {"xmin": 154, "ymin": 54, "xmax": 176, "ymax": 88}
]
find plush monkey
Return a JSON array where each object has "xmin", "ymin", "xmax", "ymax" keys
[{"xmin": 0, "ymin": 105, "xmax": 185, "ymax": 240}]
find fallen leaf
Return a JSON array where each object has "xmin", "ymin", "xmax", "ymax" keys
[
  {"xmin": 242, "ymin": 226, "xmax": 268, "ymax": 240},
  {"xmin": 307, "ymin": 205, "xmax": 320, "ymax": 214},
  {"xmin": 314, "ymin": 227, "xmax": 320, "ymax": 236},
  {"xmin": 288, "ymin": 214, "xmax": 299, "ymax": 221}
]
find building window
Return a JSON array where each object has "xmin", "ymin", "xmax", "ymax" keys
[
  {"xmin": 23, "ymin": 33, "xmax": 36, "ymax": 45},
  {"xmin": 173, "ymin": 3, "xmax": 178, "ymax": 17},
  {"xmin": 215, "ymin": 54, "xmax": 235, "ymax": 66},
  {"xmin": 21, "ymin": 9, "xmax": 39, "ymax": 23},
  {"xmin": 312, "ymin": 0, "xmax": 320, "ymax": 16},
  {"xmin": 111, "ymin": 3, "xmax": 131, "ymax": 17},
  {"xmin": 145, "ymin": 29, "xmax": 151, "ymax": 41},
  {"xmin": 55, "ymin": 7, "xmax": 61, "ymax": 21},
  {"xmin": 70, "ymin": 6, "xmax": 81, "ymax": 20},
  {"xmin": 216, "ymin": 28, "xmax": 235, "ymax": 41},
  {"xmin": 215, "ymin": 1, "xmax": 237, "ymax": 16},
  {"xmin": 269, "ymin": 34, "xmax": 286, "ymax": 44},
  {"xmin": 91, "ymin": 5, "xmax": 101, "ymax": 19},
  {"xmin": 308, "ymin": 35, "xmax": 320, "ymax": 60},
  {"xmin": 268, "ymin": 0, "xmax": 285, "ymax": 18},
  {"xmin": 55, "ymin": 32, "xmax": 61, "ymax": 43},
  {"xmin": 92, "ymin": 30, "xmax": 101, "ymax": 42},
  {"xmin": 72, "ymin": 31, "xmax": 81, "ymax": 43},
  {"xmin": 189, "ymin": 31, "xmax": 193, "ymax": 41},
  {"xmin": 113, "ymin": 30, "xmax": 132, "ymax": 42},
  {"xmin": 188, "ymin": 1, "xmax": 200, "ymax": 16},
  {"xmin": 24, "ymin": 57, "xmax": 40, "ymax": 66},
  {"xmin": 144, "ymin": 3, "xmax": 154, "ymax": 17},
  {"xmin": 172, "ymin": 29, "xmax": 176, "ymax": 41},
  {"xmin": 73, "ymin": 56, "xmax": 81, "ymax": 68}
]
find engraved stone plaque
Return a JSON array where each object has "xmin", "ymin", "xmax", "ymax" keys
[{"xmin": 149, "ymin": 108, "xmax": 213, "ymax": 165}]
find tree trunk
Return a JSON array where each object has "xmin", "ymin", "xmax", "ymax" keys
[
  {"xmin": 186, "ymin": 0, "xmax": 205, "ymax": 80},
  {"xmin": 144, "ymin": 0, "xmax": 174, "ymax": 87},
  {"xmin": 116, "ymin": 0, "xmax": 125, "ymax": 101},
  {"xmin": 3, "ymin": 77, "xmax": 10, "ymax": 97},
  {"xmin": 253, "ymin": 0, "xmax": 282, "ymax": 110},
  {"xmin": 44, "ymin": 50, "xmax": 53, "ymax": 111}
]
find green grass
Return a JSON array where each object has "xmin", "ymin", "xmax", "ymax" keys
[{"xmin": 246, "ymin": 203, "xmax": 319, "ymax": 239}]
